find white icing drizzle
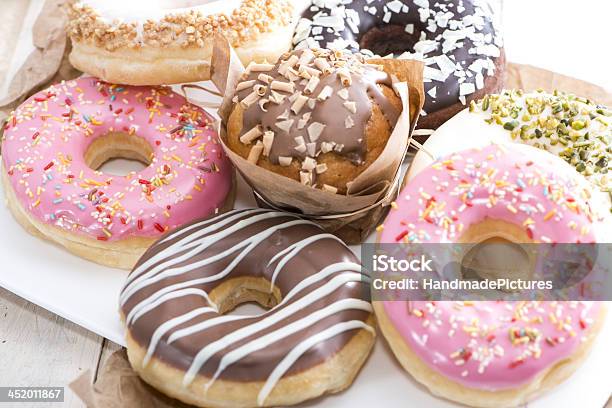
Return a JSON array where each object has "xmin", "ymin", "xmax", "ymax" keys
[
  {"xmin": 257, "ymin": 320, "xmax": 375, "ymax": 406},
  {"xmin": 281, "ymin": 262, "xmax": 368, "ymax": 304},
  {"xmin": 204, "ymin": 299, "xmax": 373, "ymax": 390},
  {"xmin": 156, "ymin": 208, "xmax": 246, "ymax": 245},
  {"xmin": 165, "ymin": 261, "xmax": 367, "ymax": 350},
  {"xmin": 167, "ymin": 314, "xmax": 251, "ymax": 345},
  {"xmin": 125, "ymin": 208, "xmax": 274, "ymax": 287},
  {"xmin": 268, "ymin": 233, "xmax": 344, "ymax": 290},
  {"xmin": 124, "ymin": 219, "xmax": 314, "ymax": 323},
  {"xmin": 182, "ymin": 272, "xmax": 366, "ymax": 386},
  {"xmin": 122, "ymin": 211, "xmax": 300, "ymax": 303},
  {"xmin": 143, "ymin": 306, "xmax": 215, "ymax": 366},
  {"xmin": 128, "ymin": 288, "xmax": 216, "ymax": 325}
]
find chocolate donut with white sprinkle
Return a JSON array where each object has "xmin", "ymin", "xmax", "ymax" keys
[{"xmin": 293, "ymin": 0, "xmax": 505, "ymax": 129}]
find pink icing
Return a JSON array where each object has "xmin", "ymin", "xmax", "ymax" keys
[
  {"xmin": 383, "ymin": 300, "xmax": 601, "ymax": 390},
  {"xmin": 379, "ymin": 144, "xmax": 603, "ymax": 390},
  {"xmin": 383, "ymin": 144, "xmax": 599, "ymax": 245},
  {"xmin": 2, "ymin": 77, "xmax": 233, "ymax": 241}
]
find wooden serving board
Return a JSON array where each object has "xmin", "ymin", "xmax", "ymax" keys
[{"xmin": 505, "ymin": 62, "xmax": 612, "ymax": 107}]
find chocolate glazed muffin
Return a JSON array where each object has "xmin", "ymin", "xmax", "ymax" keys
[
  {"xmin": 227, "ymin": 48, "xmax": 402, "ymax": 194},
  {"xmin": 294, "ymin": 0, "xmax": 506, "ymax": 130}
]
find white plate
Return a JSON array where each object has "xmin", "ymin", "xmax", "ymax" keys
[
  {"xmin": 2, "ymin": 1, "xmax": 611, "ymax": 405},
  {"xmin": 1, "ymin": 166, "xmax": 611, "ymax": 407}
]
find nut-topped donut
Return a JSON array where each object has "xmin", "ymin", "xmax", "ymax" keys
[
  {"xmin": 227, "ymin": 48, "xmax": 401, "ymax": 194},
  {"xmin": 120, "ymin": 208, "xmax": 375, "ymax": 408},
  {"xmin": 1, "ymin": 77, "xmax": 234, "ymax": 269},
  {"xmin": 67, "ymin": 0, "xmax": 296, "ymax": 85},
  {"xmin": 294, "ymin": 0, "xmax": 505, "ymax": 129}
]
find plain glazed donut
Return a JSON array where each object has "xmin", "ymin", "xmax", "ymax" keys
[
  {"xmin": 119, "ymin": 208, "xmax": 375, "ymax": 408},
  {"xmin": 67, "ymin": 0, "xmax": 297, "ymax": 85},
  {"xmin": 411, "ymin": 90, "xmax": 612, "ymax": 212},
  {"xmin": 294, "ymin": 0, "xmax": 505, "ymax": 129},
  {"xmin": 373, "ymin": 144, "xmax": 608, "ymax": 407},
  {"xmin": 1, "ymin": 77, "xmax": 235, "ymax": 269}
]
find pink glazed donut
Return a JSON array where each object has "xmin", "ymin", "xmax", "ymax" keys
[
  {"xmin": 1, "ymin": 77, "xmax": 235, "ymax": 269},
  {"xmin": 374, "ymin": 144, "xmax": 607, "ymax": 407}
]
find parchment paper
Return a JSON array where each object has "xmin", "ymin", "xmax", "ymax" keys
[
  {"xmin": 69, "ymin": 350, "xmax": 193, "ymax": 408},
  {"xmin": 0, "ymin": 0, "xmax": 80, "ymax": 122}
]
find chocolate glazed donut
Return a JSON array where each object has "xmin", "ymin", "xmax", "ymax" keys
[
  {"xmin": 119, "ymin": 208, "xmax": 375, "ymax": 408},
  {"xmin": 294, "ymin": 0, "xmax": 506, "ymax": 130}
]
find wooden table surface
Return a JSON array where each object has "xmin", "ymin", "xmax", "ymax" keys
[
  {"xmin": 0, "ymin": 1, "xmax": 121, "ymax": 406},
  {"xmin": 0, "ymin": 288, "xmax": 122, "ymax": 407},
  {"xmin": 0, "ymin": 1, "xmax": 110, "ymax": 406}
]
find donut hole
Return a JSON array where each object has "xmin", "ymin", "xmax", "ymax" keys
[
  {"xmin": 359, "ymin": 25, "xmax": 421, "ymax": 57},
  {"xmin": 211, "ymin": 277, "xmax": 282, "ymax": 317},
  {"xmin": 84, "ymin": 131, "xmax": 153, "ymax": 176},
  {"xmin": 458, "ymin": 219, "xmax": 535, "ymax": 291}
]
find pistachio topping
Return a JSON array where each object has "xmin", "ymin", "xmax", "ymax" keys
[{"xmin": 474, "ymin": 89, "xmax": 611, "ymax": 209}]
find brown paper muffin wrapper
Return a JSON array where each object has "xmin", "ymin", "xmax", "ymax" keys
[{"xmin": 210, "ymin": 36, "xmax": 425, "ymax": 244}]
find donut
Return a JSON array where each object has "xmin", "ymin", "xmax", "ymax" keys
[
  {"xmin": 67, "ymin": 0, "xmax": 296, "ymax": 85},
  {"xmin": 119, "ymin": 208, "xmax": 375, "ymax": 407},
  {"xmin": 384, "ymin": 143, "xmax": 607, "ymax": 245},
  {"xmin": 373, "ymin": 144, "xmax": 607, "ymax": 407},
  {"xmin": 413, "ymin": 90, "xmax": 612, "ymax": 211},
  {"xmin": 1, "ymin": 77, "xmax": 235, "ymax": 269},
  {"xmin": 227, "ymin": 48, "xmax": 401, "ymax": 194},
  {"xmin": 293, "ymin": 0, "xmax": 505, "ymax": 129},
  {"xmin": 375, "ymin": 301, "xmax": 606, "ymax": 408}
]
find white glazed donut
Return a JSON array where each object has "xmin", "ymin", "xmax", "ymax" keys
[{"xmin": 67, "ymin": 0, "xmax": 298, "ymax": 85}]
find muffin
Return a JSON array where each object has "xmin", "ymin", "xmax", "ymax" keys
[{"xmin": 226, "ymin": 48, "xmax": 402, "ymax": 194}]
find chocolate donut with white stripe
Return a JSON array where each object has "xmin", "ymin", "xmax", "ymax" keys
[
  {"xmin": 294, "ymin": 0, "xmax": 505, "ymax": 129},
  {"xmin": 120, "ymin": 208, "xmax": 375, "ymax": 408}
]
